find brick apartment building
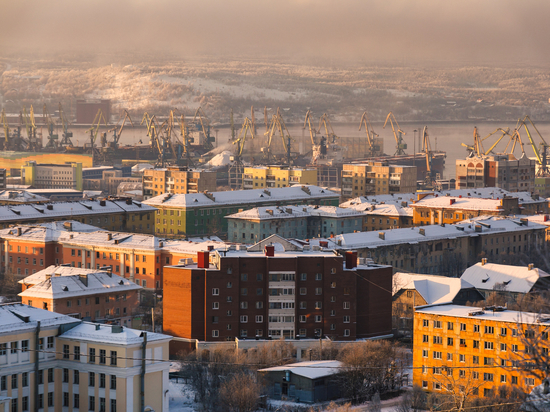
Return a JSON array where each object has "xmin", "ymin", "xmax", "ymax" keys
[
  {"xmin": 0, "ymin": 221, "xmax": 226, "ymax": 290},
  {"xmin": 163, "ymin": 235, "xmax": 393, "ymax": 342},
  {"xmin": 18, "ymin": 265, "xmax": 141, "ymax": 325}
]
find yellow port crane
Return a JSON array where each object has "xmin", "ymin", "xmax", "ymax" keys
[
  {"xmin": 421, "ymin": 125, "xmax": 439, "ymax": 189},
  {"xmin": 192, "ymin": 106, "xmax": 214, "ymax": 151},
  {"xmin": 461, "ymin": 127, "xmax": 511, "ymax": 157},
  {"xmin": 1, "ymin": 109, "xmax": 9, "ymax": 150},
  {"xmin": 383, "ymin": 112, "xmax": 407, "ymax": 155},
  {"xmin": 233, "ymin": 117, "xmax": 255, "ymax": 159},
  {"xmin": 108, "ymin": 110, "xmax": 133, "ymax": 149},
  {"xmin": 359, "ymin": 111, "xmax": 380, "ymax": 156},
  {"xmin": 176, "ymin": 113, "xmax": 193, "ymax": 167},
  {"xmin": 517, "ymin": 115, "xmax": 550, "ymax": 175},
  {"xmin": 303, "ymin": 110, "xmax": 324, "ymax": 164},
  {"xmin": 141, "ymin": 113, "xmax": 165, "ymax": 166},
  {"xmin": 58, "ymin": 103, "xmax": 74, "ymax": 148},
  {"xmin": 317, "ymin": 113, "xmax": 338, "ymax": 144},
  {"xmin": 21, "ymin": 106, "xmax": 41, "ymax": 151},
  {"xmin": 86, "ymin": 109, "xmax": 108, "ymax": 156},
  {"xmin": 264, "ymin": 108, "xmax": 294, "ymax": 166},
  {"xmin": 228, "ymin": 117, "xmax": 255, "ymax": 189},
  {"xmin": 43, "ymin": 104, "xmax": 59, "ymax": 151}
]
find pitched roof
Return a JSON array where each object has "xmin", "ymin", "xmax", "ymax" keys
[
  {"xmin": 143, "ymin": 185, "xmax": 338, "ymax": 209},
  {"xmin": 259, "ymin": 360, "xmax": 342, "ymax": 379},
  {"xmin": 0, "ymin": 303, "xmax": 79, "ymax": 333},
  {"xmin": 0, "ymin": 190, "xmax": 49, "ymax": 203},
  {"xmin": 460, "ymin": 262, "xmax": 550, "ymax": 293},
  {"xmin": 393, "ymin": 273, "xmax": 476, "ymax": 305},
  {"xmin": 226, "ymin": 205, "xmax": 363, "ymax": 221}
]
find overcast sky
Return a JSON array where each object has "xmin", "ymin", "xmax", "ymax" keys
[{"xmin": 2, "ymin": 0, "xmax": 550, "ymax": 66}]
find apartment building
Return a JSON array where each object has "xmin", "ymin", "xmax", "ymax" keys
[
  {"xmin": 18, "ymin": 265, "xmax": 141, "ymax": 325},
  {"xmin": 242, "ymin": 166, "xmax": 317, "ymax": 190},
  {"xmin": 163, "ymin": 235, "xmax": 393, "ymax": 342},
  {"xmin": 413, "ymin": 304, "xmax": 549, "ymax": 397},
  {"xmin": 332, "ymin": 216, "xmax": 547, "ymax": 277},
  {"xmin": 411, "ymin": 195, "xmax": 521, "ymax": 226},
  {"xmin": 0, "ymin": 221, "xmax": 226, "ymax": 289},
  {"xmin": 0, "ymin": 303, "xmax": 171, "ymax": 412},
  {"xmin": 21, "ymin": 161, "xmax": 83, "ymax": 190},
  {"xmin": 143, "ymin": 185, "xmax": 339, "ymax": 238},
  {"xmin": 341, "ymin": 162, "xmax": 416, "ymax": 200},
  {"xmin": 455, "ymin": 154, "xmax": 535, "ymax": 192},
  {"xmin": 0, "ymin": 198, "xmax": 156, "ymax": 233},
  {"xmin": 226, "ymin": 205, "xmax": 364, "ymax": 242},
  {"xmin": 142, "ymin": 166, "xmax": 216, "ymax": 200}
]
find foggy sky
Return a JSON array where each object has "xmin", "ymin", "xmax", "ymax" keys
[{"xmin": 2, "ymin": 0, "xmax": 550, "ymax": 66}]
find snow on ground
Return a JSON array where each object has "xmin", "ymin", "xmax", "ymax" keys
[{"xmin": 168, "ymin": 379, "xmax": 197, "ymax": 412}]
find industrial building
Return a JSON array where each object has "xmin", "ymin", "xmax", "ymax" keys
[
  {"xmin": 21, "ymin": 161, "xmax": 83, "ymax": 191},
  {"xmin": 143, "ymin": 185, "xmax": 339, "ymax": 238},
  {"xmin": 163, "ymin": 235, "xmax": 393, "ymax": 341}
]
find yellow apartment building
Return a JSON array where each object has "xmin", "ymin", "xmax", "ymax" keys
[
  {"xmin": 413, "ymin": 304, "xmax": 549, "ymax": 398},
  {"xmin": 0, "ymin": 303, "xmax": 171, "ymax": 412},
  {"xmin": 142, "ymin": 166, "xmax": 217, "ymax": 199},
  {"xmin": 242, "ymin": 166, "xmax": 317, "ymax": 189},
  {"xmin": 341, "ymin": 162, "xmax": 416, "ymax": 200}
]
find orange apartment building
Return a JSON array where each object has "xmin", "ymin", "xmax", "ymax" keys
[
  {"xmin": 0, "ymin": 221, "xmax": 226, "ymax": 290},
  {"xmin": 413, "ymin": 304, "xmax": 550, "ymax": 398},
  {"xmin": 18, "ymin": 265, "xmax": 141, "ymax": 325}
]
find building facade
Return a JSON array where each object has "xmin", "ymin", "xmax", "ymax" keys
[
  {"xmin": 19, "ymin": 265, "xmax": 141, "ymax": 325},
  {"xmin": 0, "ymin": 302, "xmax": 171, "ymax": 412},
  {"xmin": 455, "ymin": 154, "xmax": 535, "ymax": 192},
  {"xmin": 142, "ymin": 166, "xmax": 217, "ymax": 200},
  {"xmin": 143, "ymin": 185, "xmax": 340, "ymax": 238},
  {"xmin": 21, "ymin": 162, "xmax": 83, "ymax": 191},
  {"xmin": 341, "ymin": 162, "xmax": 417, "ymax": 200},
  {"xmin": 413, "ymin": 304, "xmax": 549, "ymax": 397},
  {"xmin": 163, "ymin": 235, "xmax": 393, "ymax": 342},
  {"xmin": 243, "ymin": 166, "xmax": 317, "ymax": 190}
]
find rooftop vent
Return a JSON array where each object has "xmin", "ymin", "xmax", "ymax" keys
[
  {"xmin": 111, "ymin": 325, "xmax": 123, "ymax": 333},
  {"xmin": 99, "ymin": 200, "xmax": 106, "ymax": 206},
  {"xmin": 468, "ymin": 310, "xmax": 485, "ymax": 316},
  {"xmin": 264, "ymin": 245, "xmax": 275, "ymax": 257},
  {"xmin": 119, "ymin": 280, "xmax": 124, "ymax": 285},
  {"xmin": 61, "ymin": 285, "xmax": 68, "ymax": 291},
  {"xmin": 95, "ymin": 324, "xmax": 101, "ymax": 330},
  {"xmin": 47, "ymin": 204, "xmax": 53, "ymax": 210}
]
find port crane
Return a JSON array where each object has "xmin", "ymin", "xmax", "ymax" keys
[
  {"xmin": 58, "ymin": 103, "xmax": 74, "ymax": 148},
  {"xmin": 108, "ymin": 110, "xmax": 133, "ymax": 149},
  {"xmin": 141, "ymin": 113, "xmax": 167, "ymax": 166},
  {"xmin": 192, "ymin": 106, "xmax": 214, "ymax": 151},
  {"xmin": 303, "ymin": 110, "xmax": 324, "ymax": 164},
  {"xmin": 421, "ymin": 126, "xmax": 440, "ymax": 190},
  {"xmin": 1, "ymin": 109, "xmax": 9, "ymax": 150},
  {"xmin": 86, "ymin": 109, "xmax": 108, "ymax": 158},
  {"xmin": 461, "ymin": 127, "xmax": 511, "ymax": 157},
  {"xmin": 383, "ymin": 112, "xmax": 407, "ymax": 155},
  {"xmin": 43, "ymin": 104, "xmax": 59, "ymax": 151},
  {"xmin": 263, "ymin": 108, "xmax": 294, "ymax": 166},
  {"xmin": 176, "ymin": 113, "xmax": 193, "ymax": 167},
  {"xmin": 21, "ymin": 106, "xmax": 41, "ymax": 151},
  {"xmin": 317, "ymin": 113, "xmax": 338, "ymax": 144},
  {"xmin": 229, "ymin": 117, "xmax": 255, "ymax": 189},
  {"xmin": 359, "ymin": 111, "xmax": 380, "ymax": 156},
  {"xmin": 517, "ymin": 116, "xmax": 550, "ymax": 175}
]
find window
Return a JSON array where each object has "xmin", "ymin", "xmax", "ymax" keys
[
  {"xmin": 474, "ymin": 325, "xmax": 480, "ymax": 333},
  {"xmin": 315, "ymin": 288, "xmax": 322, "ymax": 295},
  {"xmin": 89, "ymin": 396, "xmax": 95, "ymax": 411},
  {"xmin": 89, "ymin": 372, "xmax": 95, "ymax": 386},
  {"xmin": 99, "ymin": 349, "xmax": 106, "ymax": 364},
  {"xmin": 63, "ymin": 344, "xmax": 70, "ymax": 359},
  {"xmin": 74, "ymin": 370, "xmax": 79, "ymax": 384},
  {"xmin": 447, "ymin": 353, "xmax": 453, "ymax": 361},
  {"xmin": 473, "ymin": 340, "xmax": 479, "ymax": 349},
  {"xmin": 89, "ymin": 348, "xmax": 96, "ymax": 363},
  {"xmin": 433, "ymin": 336, "xmax": 442, "ymax": 344},
  {"xmin": 344, "ymin": 329, "xmax": 350, "ymax": 337},
  {"xmin": 48, "ymin": 368, "xmax": 53, "ymax": 382},
  {"xmin": 22, "ymin": 340, "xmax": 29, "ymax": 352},
  {"xmin": 110, "ymin": 399, "xmax": 117, "ymax": 412},
  {"xmin": 483, "ymin": 373, "xmax": 494, "ymax": 382},
  {"xmin": 501, "ymin": 327, "xmax": 507, "ymax": 336},
  {"xmin": 48, "ymin": 392, "xmax": 53, "ymax": 407},
  {"xmin": 212, "ymin": 302, "xmax": 219, "ymax": 310},
  {"xmin": 11, "ymin": 374, "xmax": 17, "ymax": 389},
  {"xmin": 423, "ymin": 319, "xmax": 429, "ymax": 327},
  {"xmin": 447, "ymin": 322, "xmax": 454, "ymax": 330},
  {"xmin": 484, "ymin": 357, "xmax": 494, "ymax": 365},
  {"xmin": 63, "ymin": 392, "xmax": 69, "ymax": 407},
  {"xmin": 315, "ymin": 273, "xmax": 322, "ymax": 280},
  {"xmin": 512, "ymin": 376, "xmax": 518, "ymax": 385},
  {"xmin": 315, "ymin": 315, "xmax": 322, "ymax": 323},
  {"xmin": 110, "ymin": 375, "xmax": 117, "ymax": 389},
  {"xmin": 315, "ymin": 301, "xmax": 322, "ymax": 309},
  {"xmin": 74, "ymin": 394, "xmax": 80, "ymax": 409},
  {"xmin": 447, "ymin": 337, "xmax": 453, "ymax": 346},
  {"xmin": 300, "ymin": 302, "xmax": 307, "ymax": 309},
  {"xmin": 434, "ymin": 320, "xmax": 441, "ymax": 328},
  {"xmin": 256, "ymin": 301, "xmax": 263, "ymax": 309},
  {"xmin": 422, "ymin": 350, "xmax": 428, "ymax": 358},
  {"xmin": 299, "ymin": 315, "xmax": 307, "ymax": 323},
  {"xmin": 241, "ymin": 288, "xmax": 248, "ymax": 296},
  {"xmin": 100, "ymin": 373, "xmax": 105, "ymax": 388},
  {"xmin": 433, "ymin": 351, "xmax": 442, "ymax": 359},
  {"xmin": 484, "ymin": 326, "xmax": 494, "ymax": 334},
  {"xmin": 63, "ymin": 369, "xmax": 69, "ymax": 383},
  {"xmin": 240, "ymin": 315, "xmax": 248, "ymax": 323},
  {"xmin": 459, "ymin": 354, "xmax": 465, "ymax": 362},
  {"xmin": 10, "ymin": 341, "xmax": 17, "ymax": 354},
  {"xmin": 212, "ymin": 330, "xmax": 219, "ymax": 337},
  {"xmin": 500, "ymin": 343, "xmax": 507, "ymax": 351},
  {"xmin": 460, "ymin": 323, "xmax": 466, "ymax": 331},
  {"xmin": 512, "ymin": 344, "xmax": 518, "ymax": 353},
  {"xmin": 74, "ymin": 345, "xmax": 81, "ymax": 360},
  {"xmin": 212, "ymin": 288, "xmax": 219, "ymax": 296},
  {"xmin": 460, "ymin": 339, "xmax": 466, "ymax": 347},
  {"xmin": 255, "ymin": 315, "xmax": 263, "ymax": 323},
  {"xmin": 0, "ymin": 343, "xmax": 6, "ymax": 356},
  {"xmin": 343, "ymin": 301, "xmax": 350, "ymax": 309},
  {"xmin": 110, "ymin": 351, "xmax": 117, "ymax": 366},
  {"xmin": 300, "ymin": 288, "xmax": 307, "ymax": 295},
  {"xmin": 343, "ymin": 316, "xmax": 350, "ymax": 323},
  {"xmin": 240, "ymin": 302, "xmax": 248, "ymax": 309},
  {"xmin": 300, "ymin": 273, "xmax": 307, "ymax": 281}
]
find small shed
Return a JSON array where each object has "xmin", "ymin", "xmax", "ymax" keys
[{"xmin": 258, "ymin": 360, "xmax": 342, "ymax": 404}]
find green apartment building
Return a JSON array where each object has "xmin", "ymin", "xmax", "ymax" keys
[{"xmin": 142, "ymin": 185, "xmax": 340, "ymax": 238}]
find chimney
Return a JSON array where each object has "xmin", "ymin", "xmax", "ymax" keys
[
  {"xmin": 345, "ymin": 251, "xmax": 357, "ymax": 269},
  {"xmin": 63, "ymin": 221, "xmax": 73, "ymax": 231},
  {"xmin": 264, "ymin": 245, "xmax": 275, "ymax": 257},
  {"xmin": 95, "ymin": 324, "xmax": 100, "ymax": 330},
  {"xmin": 450, "ymin": 199, "xmax": 455, "ymax": 205},
  {"xmin": 207, "ymin": 245, "xmax": 214, "ymax": 251},
  {"xmin": 528, "ymin": 263, "xmax": 534, "ymax": 271},
  {"xmin": 159, "ymin": 241, "xmax": 163, "ymax": 248},
  {"xmin": 47, "ymin": 204, "xmax": 53, "ymax": 210},
  {"xmin": 16, "ymin": 227, "xmax": 21, "ymax": 236},
  {"xmin": 79, "ymin": 274, "xmax": 88, "ymax": 287},
  {"xmin": 419, "ymin": 228, "xmax": 425, "ymax": 236},
  {"xmin": 111, "ymin": 325, "xmax": 123, "ymax": 333},
  {"xmin": 197, "ymin": 251, "xmax": 209, "ymax": 268},
  {"xmin": 319, "ymin": 241, "xmax": 328, "ymax": 248},
  {"xmin": 99, "ymin": 200, "xmax": 106, "ymax": 206},
  {"xmin": 481, "ymin": 258, "xmax": 487, "ymax": 266},
  {"xmin": 126, "ymin": 198, "xmax": 132, "ymax": 205},
  {"xmin": 100, "ymin": 266, "xmax": 112, "ymax": 277},
  {"xmin": 378, "ymin": 232, "xmax": 385, "ymax": 240},
  {"xmin": 107, "ymin": 233, "xmax": 112, "ymax": 241}
]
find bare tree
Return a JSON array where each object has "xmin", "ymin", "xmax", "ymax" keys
[{"xmin": 219, "ymin": 372, "xmax": 261, "ymax": 412}]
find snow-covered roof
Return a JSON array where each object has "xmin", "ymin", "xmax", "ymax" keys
[
  {"xmin": 411, "ymin": 196, "xmax": 505, "ymax": 211},
  {"xmin": 0, "ymin": 303, "xmax": 79, "ymax": 334},
  {"xmin": 131, "ymin": 163, "xmax": 154, "ymax": 173},
  {"xmin": 19, "ymin": 265, "xmax": 103, "ymax": 286},
  {"xmin": 58, "ymin": 322, "xmax": 171, "ymax": 345},
  {"xmin": 344, "ymin": 202, "xmax": 413, "ymax": 217},
  {"xmin": 416, "ymin": 304, "xmax": 550, "ymax": 325},
  {"xmin": 225, "ymin": 205, "xmax": 363, "ymax": 221},
  {"xmin": 258, "ymin": 360, "xmax": 343, "ymax": 379},
  {"xmin": 143, "ymin": 185, "xmax": 338, "ymax": 209},
  {"xmin": 0, "ymin": 199, "xmax": 155, "ymax": 222},
  {"xmin": 19, "ymin": 267, "xmax": 141, "ymax": 299},
  {"xmin": 0, "ymin": 221, "xmax": 106, "ymax": 243},
  {"xmin": 0, "ymin": 190, "xmax": 49, "ymax": 203},
  {"xmin": 393, "ymin": 273, "xmax": 476, "ymax": 305},
  {"xmin": 333, "ymin": 216, "xmax": 545, "ymax": 250},
  {"xmin": 460, "ymin": 262, "xmax": 550, "ymax": 293},
  {"xmin": 340, "ymin": 194, "xmax": 416, "ymax": 208}
]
